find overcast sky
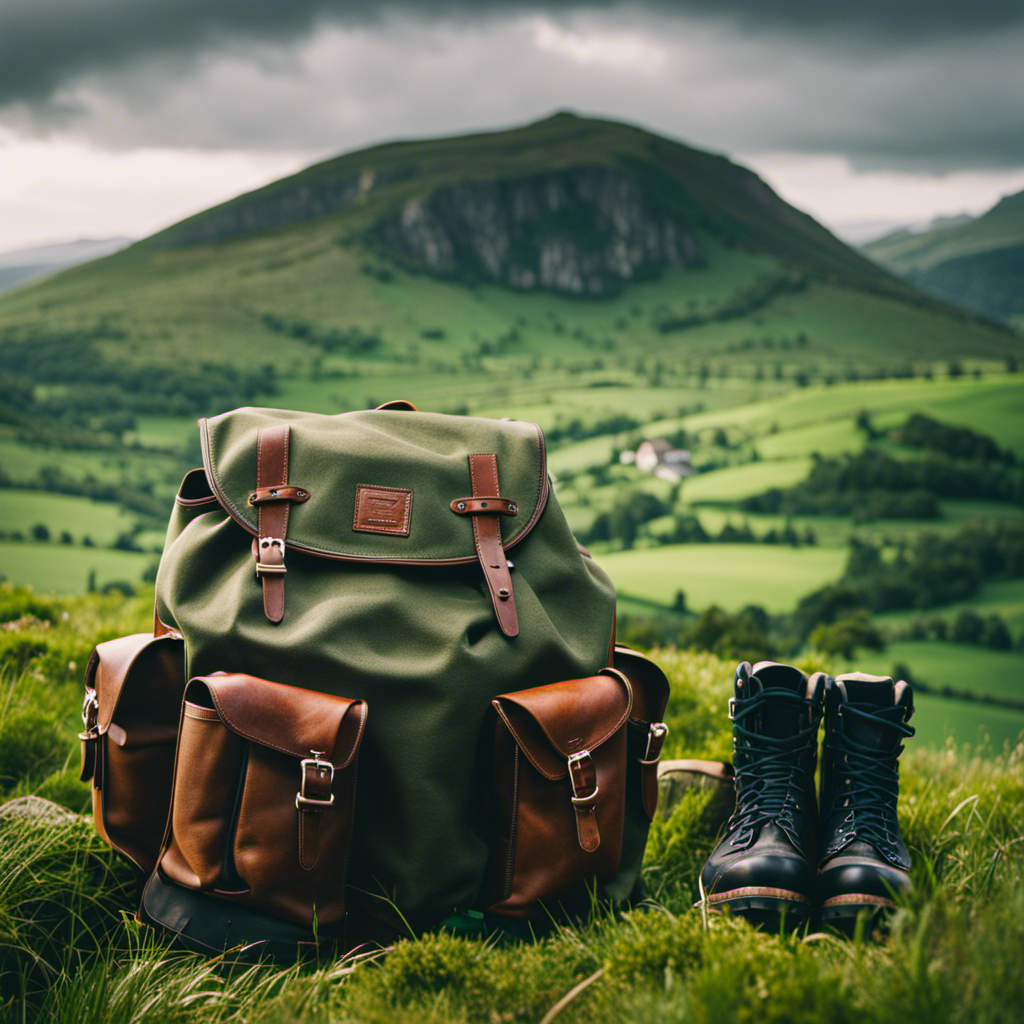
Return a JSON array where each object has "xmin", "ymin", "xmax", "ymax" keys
[{"xmin": 2, "ymin": 0, "xmax": 1023, "ymax": 253}]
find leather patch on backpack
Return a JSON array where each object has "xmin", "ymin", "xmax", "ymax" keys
[{"xmin": 353, "ymin": 485, "xmax": 413, "ymax": 536}]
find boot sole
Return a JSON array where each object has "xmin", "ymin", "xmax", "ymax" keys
[
  {"xmin": 700, "ymin": 878, "xmax": 811, "ymax": 930},
  {"xmin": 820, "ymin": 893, "xmax": 897, "ymax": 934}
]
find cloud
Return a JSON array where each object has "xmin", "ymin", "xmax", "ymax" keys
[
  {"xmin": 3, "ymin": 0, "xmax": 1023, "ymax": 107},
  {"xmin": 0, "ymin": 3, "xmax": 1022, "ymax": 175}
]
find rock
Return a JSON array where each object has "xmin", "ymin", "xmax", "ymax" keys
[
  {"xmin": 0, "ymin": 795, "xmax": 80, "ymax": 824},
  {"xmin": 657, "ymin": 759, "xmax": 734, "ymax": 832},
  {"xmin": 369, "ymin": 165, "xmax": 706, "ymax": 296}
]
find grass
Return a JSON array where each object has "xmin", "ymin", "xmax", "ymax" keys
[{"xmin": 0, "ymin": 591, "xmax": 1022, "ymax": 1024}]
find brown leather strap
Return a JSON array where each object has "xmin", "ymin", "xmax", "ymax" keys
[
  {"xmin": 248, "ymin": 485, "xmax": 309, "ymax": 506},
  {"xmin": 256, "ymin": 425, "xmax": 291, "ymax": 624},
  {"xmin": 450, "ymin": 496, "xmax": 518, "ymax": 516},
  {"xmin": 467, "ymin": 453, "xmax": 519, "ymax": 638},
  {"xmin": 568, "ymin": 750, "xmax": 601, "ymax": 852},
  {"xmin": 297, "ymin": 756, "xmax": 334, "ymax": 871}
]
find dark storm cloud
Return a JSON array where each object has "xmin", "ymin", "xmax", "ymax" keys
[{"xmin": 2, "ymin": 0, "xmax": 1023, "ymax": 106}]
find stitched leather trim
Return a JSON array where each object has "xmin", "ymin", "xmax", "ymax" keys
[{"xmin": 199, "ymin": 417, "xmax": 550, "ymax": 565}]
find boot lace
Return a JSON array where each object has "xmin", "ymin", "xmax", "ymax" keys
[
  {"xmin": 826, "ymin": 703, "xmax": 914, "ymax": 854},
  {"xmin": 727, "ymin": 689, "xmax": 818, "ymax": 847}
]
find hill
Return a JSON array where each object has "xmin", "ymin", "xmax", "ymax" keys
[
  {"xmin": 863, "ymin": 189, "xmax": 1024, "ymax": 328},
  {"xmin": 0, "ymin": 236, "xmax": 131, "ymax": 296}
]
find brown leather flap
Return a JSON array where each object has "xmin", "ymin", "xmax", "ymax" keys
[
  {"xmin": 613, "ymin": 646, "xmax": 670, "ymax": 724},
  {"xmin": 493, "ymin": 669, "xmax": 632, "ymax": 780},
  {"xmin": 86, "ymin": 633, "xmax": 184, "ymax": 735},
  {"xmin": 188, "ymin": 674, "xmax": 367, "ymax": 769}
]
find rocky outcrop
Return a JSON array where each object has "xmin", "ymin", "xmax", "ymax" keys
[{"xmin": 369, "ymin": 165, "xmax": 705, "ymax": 295}]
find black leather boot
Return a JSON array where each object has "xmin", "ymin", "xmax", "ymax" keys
[
  {"xmin": 700, "ymin": 661, "xmax": 826, "ymax": 929},
  {"xmin": 818, "ymin": 672, "xmax": 915, "ymax": 930}
]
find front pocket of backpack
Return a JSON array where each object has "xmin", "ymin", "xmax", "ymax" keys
[
  {"xmin": 80, "ymin": 633, "xmax": 186, "ymax": 874},
  {"xmin": 480, "ymin": 669, "xmax": 633, "ymax": 919},
  {"xmin": 158, "ymin": 673, "xmax": 367, "ymax": 928},
  {"xmin": 163, "ymin": 697, "xmax": 248, "ymax": 891}
]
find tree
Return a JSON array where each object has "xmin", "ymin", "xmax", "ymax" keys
[
  {"xmin": 982, "ymin": 615, "xmax": 1012, "ymax": 651},
  {"xmin": 30, "ymin": 523, "xmax": 50, "ymax": 542},
  {"xmin": 671, "ymin": 590, "xmax": 687, "ymax": 613},
  {"xmin": 808, "ymin": 610, "xmax": 886, "ymax": 659},
  {"xmin": 952, "ymin": 610, "xmax": 985, "ymax": 644}
]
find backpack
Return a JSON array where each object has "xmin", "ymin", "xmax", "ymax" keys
[{"xmin": 79, "ymin": 402, "xmax": 671, "ymax": 957}]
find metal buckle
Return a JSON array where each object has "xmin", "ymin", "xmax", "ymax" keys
[
  {"xmin": 295, "ymin": 751, "xmax": 335, "ymax": 809},
  {"xmin": 644, "ymin": 722, "xmax": 668, "ymax": 762},
  {"xmin": 81, "ymin": 689, "xmax": 99, "ymax": 732},
  {"xmin": 256, "ymin": 537, "xmax": 287, "ymax": 577},
  {"xmin": 567, "ymin": 749, "xmax": 591, "ymax": 770},
  {"xmin": 727, "ymin": 698, "xmax": 738, "ymax": 720}
]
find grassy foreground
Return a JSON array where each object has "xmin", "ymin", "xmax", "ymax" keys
[{"xmin": 1, "ymin": 587, "xmax": 1022, "ymax": 1023}]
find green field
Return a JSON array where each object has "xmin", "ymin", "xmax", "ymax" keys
[
  {"xmin": 846, "ymin": 640, "xmax": 1024, "ymax": 703},
  {"xmin": 0, "ymin": 541, "xmax": 152, "ymax": 594},
  {"xmin": 910, "ymin": 690, "xmax": 1024, "ymax": 751},
  {"xmin": 600, "ymin": 543, "xmax": 847, "ymax": 613},
  {"xmin": 0, "ymin": 489, "xmax": 137, "ymax": 546}
]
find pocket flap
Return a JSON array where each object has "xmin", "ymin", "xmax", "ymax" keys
[
  {"xmin": 189, "ymin": 674, "xmax": 367, "ymax": 769},
  {"xmin": 86, "ymin": 633, "xmax": 184, "ymax": 734},
  {"xmin": 493, "ymin": 669, "xmax": 632, "ymax": 780},
  {"xmin": 613, "ymin": 646, "xmax": 670, "ymax": 724}
]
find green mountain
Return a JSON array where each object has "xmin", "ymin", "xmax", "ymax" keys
[
  {"xmin": 0, "ymin": 112, "xmax": 1017, "ymax": 427},
  {"xmin": 863, "ymin": 189, "xmax": 1024, "ymax": 328}
]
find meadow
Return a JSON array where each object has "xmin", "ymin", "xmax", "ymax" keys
[{"xmin": 0, "ymin": 585, "xmax": 1021, "ymax": 1023}]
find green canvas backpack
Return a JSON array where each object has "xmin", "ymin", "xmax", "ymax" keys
[{"xmin": 79, "ymin": 402, "xmax": 670, "ymax": 956}]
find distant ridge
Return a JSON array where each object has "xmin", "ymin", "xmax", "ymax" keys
[{"xmin": 863, "ymin": 189, "xmax": 1024, "ymax": 326}]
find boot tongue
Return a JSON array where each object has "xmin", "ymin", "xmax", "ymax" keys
[
  {"xmin": 745, "ymin": 661, "xmax": 808, "ymax": 738},
  {"xmin": 835, "ymin": 673, "xmax": 906, "ymax": 749}
]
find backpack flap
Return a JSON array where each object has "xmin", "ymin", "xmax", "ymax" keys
[
  {"xmin": 198, "ymin": 407, "xmax": 550, "ymax": 631},
  {"xmin": 493, "ymin": 669, "xmax": 632, "ymax": 852}
]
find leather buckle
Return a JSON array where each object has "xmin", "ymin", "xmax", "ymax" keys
[
  {"xmin": 567, "ymin": 749, "xmax": 600, "ymax": 805},
  {"xmin": 295, "ymin": 752, "xmax": 335, "ymax": 810},
  {"xmin": 256, "ymin": 537, "xmax": 287, "ymax": 577}
]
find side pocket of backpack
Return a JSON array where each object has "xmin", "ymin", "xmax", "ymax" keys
[
  {"xmin": 80, "ymin": 632, "xmax": 186, "ymax": 874},
  {"xmin": 158, "ymin": 674, "xmax": 366, "ymax": 929},
  {"xmin": 480, "ymin": 669, "xmax": 632, "ymax": 920},
  {"xmin": 599, "ymin": 646, "xmax": 671, "ymax": 902}
]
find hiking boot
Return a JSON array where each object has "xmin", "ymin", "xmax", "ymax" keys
[
  {"xmin": 818, "ymin": 672, "xmax": 915, "ymax": 930},
  {"xmin": 699, "ymin": 661, "xmax": 826, "ymax": 929}
]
